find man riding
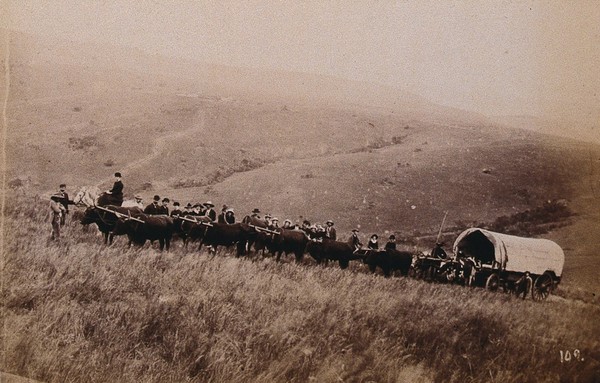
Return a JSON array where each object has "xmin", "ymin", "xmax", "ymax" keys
[{"xmin": 105, "ymin": 172, "xmax": 124, "ymax": 206}]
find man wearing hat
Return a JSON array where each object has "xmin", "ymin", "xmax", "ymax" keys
[
  {"xmin": 270, "ymin": 217, "xmax": 279, "ymax": 229},
  {"xmin": 183, "ymin": 203, "xmax": 193, "ymax": 215},
  {"xmin": 348, "ymin": 228, "xmax": 363, "ymax": 252},
  {"xmin": 170, "ymin": 201, "xmax": 182, "ymax": 217},
  {"xmin": 250, "ymin": 208, "xmax": 261, "ymax": 219},
  {"xmin": 144, "ymin": 195, "xmax": 162, "ymax": 215},
  {"xmin": 159, "ymin": 198, "xmax": 170, "ymax": 215},
  {"xmin": 264, "ymin": 213, "xmax": 272, "ymax": 226},
  {"xmin": 431, "ymin": 242, "xmax": 448, "ymax": 259},
  {"xmin": 224, "ymin": 208, "xmax": 236, "ymax": 224},
  {"xmin": 218, "ymin": 206, "xmax": 234, "ymax": 224},
  {"xmin": 49, "ymin": 193, "xmax": 66, "ymax": 240},
  {"xmin": 133, "ymin": 195, "xmax": 144, "ymax": 209},
  {"xmin": 385, "ymin": 235, "xmax": 397, "ymax": 251},
  {"xmin": 57, "ymin": 184, "xmax": 75, "ymax": 226},
  {"xmin": 282, "ymin": 219, "xmax": 294, "ymax": 229},
  {"xmin": 106, "ymin": 172, "xmax": 124, "ymax": 206},
  {"xmin": 204, "ymin": 201, "xmax": 216, "ymax": 221},
  {"xmin": 190, "ymin": 204, "xmax": 202, "ymax": 216},
  {"xmin": 325, "ymin": 220, "xmax": 337, "ymax": 240}
]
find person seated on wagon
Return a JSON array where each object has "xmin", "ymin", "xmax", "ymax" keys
[
  {"xmin": 367, "ymin": 234, "xmax": 379, "ymax": 250},
  {"xmin": 282, "ymin": 219, "xmax": 294, "ymax": 229},
  {"xmin": 325, "ymin": 220, "xmax": 337, "ymax": 240},
  {"xmin": 133, "ymin": 194, "xmax": 144, "ymax": 208},
  {"xmin": 224, "ymin": 208, "xmax": 235, "ymax": 224},
  {"xmin": 385, "ymin": 235, "xmax": 397, "ymax": 251},
  {"xmin": 170, "ymin": 201, "xmax": 182, "ymax": 217},
  {"xmin": 204, "ymin": 201, "xmax": 216, "ymax": 221},
  {"xmin": 144, "ymin": 195, "xmax": 162, "ymax": 215},
  {"xmin": 159, "ymin": 198, "xmax": 170, "ymax": 215},
  {"xmin": 431, "ymin": 242, "xmax": 448, "ymax": 259},
  {"xmin": 348, "ymin": 228, "xmax": 363, "ymax": 252},
  {"xmin": 182, "ymin": 203, "xmax": 193, "ymax": 215}
]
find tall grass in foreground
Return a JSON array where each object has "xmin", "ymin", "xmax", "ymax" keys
[{"xmin": 2, "ymin": 196, "xmax": 599, "ymax": 382}]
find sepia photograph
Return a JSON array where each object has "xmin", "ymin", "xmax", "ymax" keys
[{"xmin": 1, "ymin": 1, "xmax": 599, "ymax": 382}]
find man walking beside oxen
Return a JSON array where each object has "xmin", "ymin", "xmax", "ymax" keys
[
  {"xmin": 49, "ymin": 193, "xmax": 66, "ymax": 240},
  {"xmin": 57, "ymin": 183, "xmax": 75, "ymax": 226}
]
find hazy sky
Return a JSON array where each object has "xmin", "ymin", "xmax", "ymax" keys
[{"xmin": 3, "ymin": 0, "xmax": 599, "ymax": 124}]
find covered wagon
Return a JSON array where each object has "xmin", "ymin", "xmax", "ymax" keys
[{"xmin": 452, "ymin": 228, "xmax": 565, "ymax": 300}]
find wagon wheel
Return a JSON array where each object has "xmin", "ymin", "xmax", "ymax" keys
[
  {"xmin": 485, "ymin": 273, "xmax": 500, "ymax": 292},
  {"xmin": 532, "ymin": 273, "xmax": 554, "ymax": 301}
]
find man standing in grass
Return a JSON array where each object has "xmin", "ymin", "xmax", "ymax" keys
[
  {"xmin": 49, "ymin": 193, "xmax": 66, "ymax": 240},
  {"xmin": 57, "ymin": 184, "xmax": 75, "ymax": 226}
]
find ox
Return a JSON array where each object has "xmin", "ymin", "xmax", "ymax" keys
[
  {"xmin": 178, "ymin": 215, "xmax": 214, "ymax": 247},
  {"xmin": 255, "ymin": 228, "xmax": 309, "ymax": 262},
  {"xmin": 362, "ymin": 249, "xmax": 414, "ymax": 277},
  {"xmin": 80, "ymin": 205, "xmax": 143, "ymax": 244},
  {"xmin": 242, "ymin": 215, "xmax": 268, "ymax": 253},
  {"xmin": 199, "ymin": 223, "xmax": 255, "ymax": 255},
  {"xmin": 305, "ymin": 239, "xmax": 363, "ymax": 269},
  {"xmin": 112, "ymin": 213, "xmax": 174, "ymax": 251}
]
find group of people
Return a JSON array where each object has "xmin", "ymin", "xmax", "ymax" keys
[
  {"xmin": 139, "ymin": 195, "xmax": 236, "ymax": 225},
  {"xmin": 348, "ymin": 230, "xmax": 398, "ymax": 253},
  {"xmin": 47, "ymin": 172, "xmax": 422, "ymax": 256}
]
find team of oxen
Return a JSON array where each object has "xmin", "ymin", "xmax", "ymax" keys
[{"xmin": 79, "ymin": 204, "xmax": 413, "ymax": 276}]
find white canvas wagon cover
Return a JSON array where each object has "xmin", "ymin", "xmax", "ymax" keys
[{"xmin": 452, "ymin": 228, "xmax": 564, "ymax": 276}]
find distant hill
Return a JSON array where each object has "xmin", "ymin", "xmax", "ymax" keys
[
  {"xmin": 494, "ymin": 114, "xmax": 600, "ymax": 144},
  {"xmin": 5, "ymin": 29, "xmax": 600, "ymax": 241}
]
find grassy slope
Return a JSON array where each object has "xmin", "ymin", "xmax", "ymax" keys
[{"xmin": 2, "ymin": 199, "xmax": 600, "ymax": 383}]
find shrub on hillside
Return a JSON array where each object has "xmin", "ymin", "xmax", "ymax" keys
[
  {"xmin": 68, "ymin": 135, "xmax": 99, "ymax": 151},
  {"xmin": 489, "ymin": 199, "xmax": 572, "ymax": 236}
]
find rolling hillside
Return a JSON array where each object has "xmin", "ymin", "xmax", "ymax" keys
[{"xmin": 5, "ymin": 29, "xmax": 600, "ymax": 291}]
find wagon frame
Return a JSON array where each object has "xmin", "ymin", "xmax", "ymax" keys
[{"xmin": 452, "ymin": 228, "xmax": 565, "ymax": 300}]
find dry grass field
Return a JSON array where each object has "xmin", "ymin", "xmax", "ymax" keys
[
  {"xmin": 3, "ymin": 30, "xmax": 600, "ymax": 382},
  {"xmin": 2, "ymin": 195, "xmax": 600, "ymax": 383}
]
